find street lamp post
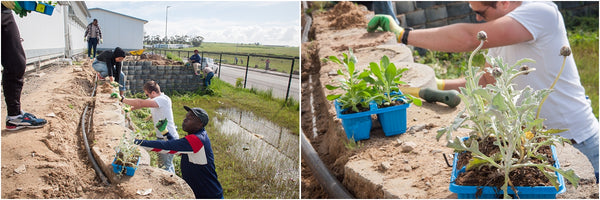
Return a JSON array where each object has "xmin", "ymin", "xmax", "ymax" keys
[{"xmin": 165, "ymin": 5, "xmax": 171, "ymax": 46}]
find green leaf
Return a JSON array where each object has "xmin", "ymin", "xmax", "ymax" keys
[
  {"xmin": 466, "ymin": 157, "xmax": 490, "ymax": 170},
  {"xmin": 511, "ymin": 58, "xmax": 536, "ymax": 68},
  {"xmin": 347, "ymin": 57, "xmax": 355, "ymax": 74},
  {"xmin": 492, "ymin": 93, "xmax": 508, "ymax": 111},
  {"xmin": 325, "ymin": 85, "xmax": 339, "ymax": 90},
  {"xmin": 537, "ymin": 165, "xmax": 560, "ymax": 191},
  {"xmin": 540, "ymin": 129, "xmax": 568, "ymax": 134},
  {"xmin": 369, "ymin": 62, "xmax": 382, "ymax": 78},
  {"xmin": 385, "ymin": 63, "xmax": 397, "ymax": 86},
  {"xmin": 328, "ymin": 56, "xmax": 342, "ymax": 64},
  {"xmin": 326, "ymin": 94, "xmax": 341, "ymax": 101},
  {"xmin": 380, "ymin": 55, "xmax": 390, "ymax": 70},
  {"xmin": 411, "ymin": 96, "xmax": 422, "ymax": 106}
]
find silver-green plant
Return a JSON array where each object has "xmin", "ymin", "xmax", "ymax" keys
[
  {"xmin": 436, "ymin": 31, "xmax": 579, "ymax": 198},
  {"xmin": 114, "ymin": 130, "xmax": 142, "ymax": 175}
]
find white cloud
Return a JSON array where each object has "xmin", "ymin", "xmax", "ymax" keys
[{"xmin": 87, "ymin": 1, "xmax": 300, "ymax": 46}]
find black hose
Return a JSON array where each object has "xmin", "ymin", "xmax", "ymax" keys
[
  {"xmin": 80, "ymin": 68, "xmax": 110, "ymax": 185},
  {"xmin": 81, "ymin": 104, "xmax": 110, "ymax": 185},
  {"xmin": 301, "ymin": 131, "xmax": 353, "ymax": 199}
]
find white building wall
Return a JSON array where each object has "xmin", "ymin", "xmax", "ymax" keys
[
  {"xmin": 14, "ymin": 6, "xmax": 66, "ymax": 62},
  {"xmin": 10, "ymin": 2, "xmax": 89, "ymax": 65},
  {"xmin": 89, "ymin": 9, "xmax": 145, "ymax": 51}
]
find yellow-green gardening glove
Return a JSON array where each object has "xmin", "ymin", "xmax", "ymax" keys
[
  {"xmin": 3, "ymin": 1, "xmax": 31, "ymax": 18},
  {"xmin": 110, "ymin": 92, "xmax": 123, "ymax": 101},
  {"xmin": 155, "ymin": 119, "xmax": 168, "ymax": 136},
  {"xmin": 367, "ymin": 14, "xmax": 406, "ymax": 43}
]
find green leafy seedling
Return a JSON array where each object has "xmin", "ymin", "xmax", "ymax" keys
[
  {"xmin": 364, "ymin": 55, "xmax": 422, "ymax": 106},
  {"xmin": 325, "ymin": 49, "xmax": 376, "ymax": 113}
]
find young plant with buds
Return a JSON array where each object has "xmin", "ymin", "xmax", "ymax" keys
[{"xmin": 437, "ymin": 31, "xmax": 579, "ymax": 198}]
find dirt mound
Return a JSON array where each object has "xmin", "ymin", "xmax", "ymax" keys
[
  {"xmin": 1, "ymin": 61, "xmax": 105, "ymax": 198},
  {"xmin": 326, "ymin": 1, "xmax": 369, "ymax": 30},
  {"xmin": 2, "ymin": 59, "xmax": 193, "ymax": 198},
  {"xmin": 128, "ymin": 53, "xmax": 184, "ymax": 66}
]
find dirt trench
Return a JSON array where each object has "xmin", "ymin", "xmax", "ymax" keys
[
  {"xmin": 1, "ymin": 58, "xmax": 193, "ymax": 198},
  {"xmin": 301, "ymin": 2, "xmax": 598, "ymax": 199}
]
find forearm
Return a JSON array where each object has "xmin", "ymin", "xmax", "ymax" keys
[
  {"xmin": 407, "ymin": 23, "xmax": 482, "ymax": 53},
  {"xmin": 123, "ymin": 98, "xmax": 158, "ymax": 109},
  {"xmin": 123, "ymin": 98, "xmax": 142, "ymax": 108},
  {"xmin": 441, "ymin": 71, "xmax": 496, "ymax": 91}
]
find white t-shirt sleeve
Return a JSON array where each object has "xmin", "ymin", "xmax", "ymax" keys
[
  {"xmin": 153, "ymin": 95, "xmax": 168, "ymax": 109},
  {"xmin": 506, "ymin": 2, "xmax": 561, "ymax": 44}
]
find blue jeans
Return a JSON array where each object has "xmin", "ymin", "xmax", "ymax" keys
[
  {"xmin": 573, "ymin": 131, "xmax": 599, "ymax": 182},
  {"xmin": 158, "ymin": 153, "xmax": 175, "ymax": 173},
  {"xmin": 373, "ymin": 1, "xmax": 399, "ymax": 25},
  {"xmin": 87, "ymin": 37, "xmax": 98, "ymax": 58},
  {"xmin": 204, "ymin": 72, "xmax": 214, "ymax": 86},
  {"xmin": 92, "ymin": 59, "xmax": 126, "ymax": 91}
]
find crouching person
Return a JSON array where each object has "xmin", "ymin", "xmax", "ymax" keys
[
  {"xmin": 135, "ymin": 106, "xmax": 223, "ymax": 199},
  {"xmin": 93, "ymin": 47, "xmax": 127, "ymax": 96}
]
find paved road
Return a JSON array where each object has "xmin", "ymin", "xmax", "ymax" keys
[{"xmin": 215, "ymin": 63, "xmax": 300, "ymax": 101}]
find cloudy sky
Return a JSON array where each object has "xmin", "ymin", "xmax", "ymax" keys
[{"xmin": 85, "ymin": 1, "xmax": 300, "ymax": 46}]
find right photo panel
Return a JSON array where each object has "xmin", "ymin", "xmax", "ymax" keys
[{"xmin": 301, "ymin": 1, "xmax": 599, "ymax": 199}]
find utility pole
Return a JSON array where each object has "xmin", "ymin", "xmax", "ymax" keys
[{"xmin": 165, "ymin": 5, "xmax": 171, "ymax": 46}]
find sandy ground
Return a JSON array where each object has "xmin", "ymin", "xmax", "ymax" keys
[
  {"xmin": 301, "ymin": 2, "xmax": 599, "ymax": 199},
  {"xmin": 1, "ymin": 58, "xmax": 193, "ymax": 198}
]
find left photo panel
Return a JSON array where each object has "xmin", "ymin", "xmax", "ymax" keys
[{"xmin": 0, "ymin": 1, "xmax": 300, "ymax": 199}]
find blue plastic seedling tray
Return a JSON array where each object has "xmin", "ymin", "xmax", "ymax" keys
[{"xmin": 449, "ymin": 138, "xmax": 565, "ymax": 199}]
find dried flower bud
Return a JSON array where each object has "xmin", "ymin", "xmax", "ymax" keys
[
  {"xmin": 477, "ymin": 31, "xmax": 487, "ymax": 41},
  {"xmin": 519, "ymin": 65, "xmax": 530, "ymax": 75},
  {"xmin": 492, "ymin": 67, "xmax": 503, "ymax": 78},
  {"xmin": 559, "ymin": 46, "xmax": 571, "ymax": 57}
]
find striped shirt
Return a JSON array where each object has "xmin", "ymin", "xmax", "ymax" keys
[{"xmin": 136, "ymin": 129, "xmax": 223, "ymax": 198}]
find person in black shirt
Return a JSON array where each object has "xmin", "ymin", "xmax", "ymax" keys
[{"xmin": 92, "ymin": 47, "xmax": 126, "ymax": 96}]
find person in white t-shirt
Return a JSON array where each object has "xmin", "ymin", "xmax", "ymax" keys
[
  {"xmin": 368, "ymin": 1, "xmax": 599, "ymax": 182},
  {"xmin": 122, "ymin": 80, "xmax": 180, "ymax": 173}
]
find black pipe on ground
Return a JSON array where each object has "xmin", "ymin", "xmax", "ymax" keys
[
  {"xmin": 81, "ymin": 73, "xmax": 110, "ymax": 185},
  {"xmin": 301, "ymin": 131, "xmax": 353, "ymax": 199}
]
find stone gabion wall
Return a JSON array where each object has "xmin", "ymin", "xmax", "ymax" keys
[
  {"xmin": 394, "ymin": 1, "xmax": 599, "ymax": 29},
  {"xmin": 121, "ymin": 61, "xmax": 204, "ymax": 94}
]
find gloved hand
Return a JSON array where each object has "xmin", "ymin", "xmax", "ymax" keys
[
  {"xmin": 99, "ymin": 39, "xmax": 103, "ymax": 44},
  {"xmin": 84, "ymin": 37, "xmax": 87, "ymax": 42},
  {"xmin": 5, "ymin": 2, "xmax": 30, "ymax": 18},
  {"xmin": 123, "ymin": 106, "xmax": 130, "ymax": 113},
  {"xmin": 109, "ymin": 81, "xmax": 120, "ymax": 88},
  {"xmin": 110, "ymin": 92, "xmax": 122, "ymax": 101},
  {"xmin": 367, "ymin": 14, "xmax": 405, "ymax": 43},
  {"xmin": 2, "ymin": 1, "xmax": 15, "ymax": 9},
  {"xmin": 155, "ymin": 119, "xmax": 168, "ymax": 136}
]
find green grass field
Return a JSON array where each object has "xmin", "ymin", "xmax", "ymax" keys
[
  {"xmin": 150, "ymin": 42, "xmax": 300, "ymax": 74},
  {"xmin": 129, "ymin": 78, "xmax": 299, "ymax": 199}
]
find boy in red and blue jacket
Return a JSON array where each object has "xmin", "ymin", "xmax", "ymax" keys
[{"xmin": 135, "ymin": 106, "xmax": 223, "ymax": 199}]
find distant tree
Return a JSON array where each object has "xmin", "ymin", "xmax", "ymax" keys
[
  {"xmin": 144, "ymin": 34, "xmax": 204, "ymax": 46},
  {"xmin": 191, "ymin": 35, "xmax": 204, "ymax": 47}
]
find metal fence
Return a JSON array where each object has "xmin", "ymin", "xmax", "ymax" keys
[{"xmin": 149, "ymin": 48, "xmax": 300, "ymax": 102}]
